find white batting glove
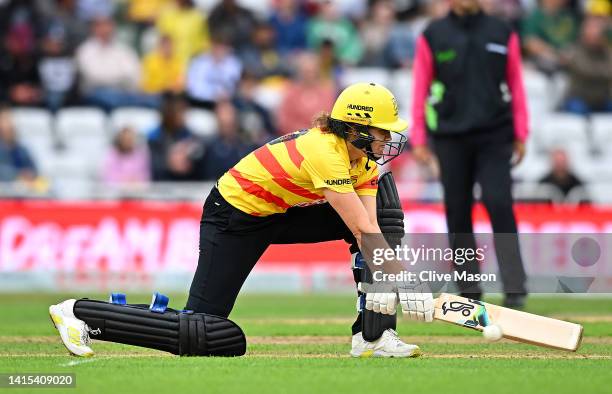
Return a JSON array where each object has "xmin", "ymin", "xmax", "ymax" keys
[
  {"xmin": 359, "ymin": 282, "xmax": 434, "ymax": 322},
  {"xmin": 365, "ymin": 291, "xmax": 398, "ymax": 315},
  {"xmin": 398, "ymin": 282, "xmax": 434, "ymax": 322}
]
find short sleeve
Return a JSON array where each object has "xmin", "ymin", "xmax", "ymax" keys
[
  {"xmin": 302, "ymin": 148, "xmax": 354, "ymax": 194},
  {"xmin": 354, "ymin": 162, "xmax": 379, "ymax": 197}
]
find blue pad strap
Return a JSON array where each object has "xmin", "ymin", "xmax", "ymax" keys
[
  {"xmin": 109, "ymin": 293, "xmax": 127, "ymax": 305},
  {"xmin": 150, "ymin": 292, "xmax": 169, "ymax": 313},
  {"xmin": 358, "ymin": 294, "xmax": 365, "ymax": 312},
  {"xmin": 352, "ymin": 252, "xmax": 366, "ymax": 270}
]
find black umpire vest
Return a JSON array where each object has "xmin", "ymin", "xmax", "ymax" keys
[{"xmin": 423, "ymin": 11, "xmax": 514, "ymax": 135}]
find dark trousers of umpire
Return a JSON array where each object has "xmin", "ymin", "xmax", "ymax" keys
[
  {"xmin": 186, "ymin": 186, "xmax": 365, "ymax": 335},
  {"xmin": 432, "ymin": 126, "xmax": 527, "ymax": 296}
]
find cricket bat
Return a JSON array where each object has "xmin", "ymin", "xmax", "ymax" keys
[{"xmin": 433, "ymin": 293, "xmax": 584, "ymax": 351}]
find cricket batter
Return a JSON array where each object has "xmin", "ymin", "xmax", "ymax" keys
[{"xmin": 49, "ymin": 83, "xmax": 434, "ymax": 358}]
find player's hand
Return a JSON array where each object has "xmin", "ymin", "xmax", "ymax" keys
[
  {"xmin": 397, "ymin": 282, "xmax": 435, "ymax": 323},
  {"xmin": 412, "ymin": 145, "xmax": 434, "ymax": 165},
  {"xmin": 364, "ymin": 291, "xmax": 398, "ymax": 315},
  {"xmin": 359, "ymin": 282, "xmax": 434, "ymax": 322},
  {"xmin": 512, "ymin": 141, "xmax": 526, "ymax": 166}
]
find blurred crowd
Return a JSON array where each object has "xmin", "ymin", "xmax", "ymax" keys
[{"xmin": 1, "ymin": 0, "xmax": 611, "ymax": 200}]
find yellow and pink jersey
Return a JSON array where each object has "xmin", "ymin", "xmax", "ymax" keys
[{"xmin": 217, "ymin": 128, "xmax": 379, "ymax": 216}]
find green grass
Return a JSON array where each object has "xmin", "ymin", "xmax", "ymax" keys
[{"xmin": 1, "ymin": 293, "xmax": 611, "ymax": 394}]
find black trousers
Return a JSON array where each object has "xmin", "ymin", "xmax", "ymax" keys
[
  {"xmin": 185, "ymin": 187, "xmax": 364, "ymax": 334},
  {"xmin": 432, "ymin": 127, "xmax": 527, "ymax": 295}
]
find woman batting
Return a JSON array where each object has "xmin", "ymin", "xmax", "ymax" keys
[{"xmin": 49, "ymin": 83, "xmax": 434, "ymax": 358}]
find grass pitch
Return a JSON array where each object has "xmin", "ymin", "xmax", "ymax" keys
[{"xmin": 1, "ymin": 293, "xmax": 611, "ymax": 394}]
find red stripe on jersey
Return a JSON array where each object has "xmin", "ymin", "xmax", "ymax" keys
[
  {"xmin": 355, "ymin": 176, "xmax": 379, "ymax": 190},
  {"xmin": 254, "ymin": 146, "xmax": 323, "ymax": 201},
  {"xmin": 284, "ymin": 138, "xmax": 304, "ymax": 169},
  {"xmin": 228, "ymin": 168, "xmax": 291, "ymax": 210}
]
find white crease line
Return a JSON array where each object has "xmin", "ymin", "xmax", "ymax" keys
[{"xmin": 59, "ymin": 358, "xmax": 99, "ymax": 367}]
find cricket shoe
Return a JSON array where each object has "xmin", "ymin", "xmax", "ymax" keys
[
  {"xmin": 350, "ymin": 329, "xmax": 422, "ymax": 358},
  {"xmin": 49, "ymin": 299, "xmax": 94, "ymax": 357}
]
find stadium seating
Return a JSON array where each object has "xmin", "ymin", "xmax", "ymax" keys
[
  {"xmin": 582, "ymin": 183, "xmax": 612, "ymax": 205},
  {"xmin": 254, "ymin": 84, "xmax": 285, "ymax": 112},
  {"xmin": 572, "ymin": 154, "xmax": 612, "ymax": 183},
  {"xmin": 11, "ymin": 107, "xmax": 56, "ymax": 165},
  {"xmin": 237, "ymin": 0, "xmax": 273, "ymax": 17},
  {"xmin": 591, "ymin": 114, "xmax": 612, "ymax": 147},
  {"xmin": 511, "ymin": 156, "xmax": 550, "ymax": 183},
  {"xmin": 523, "ymin": 67, "xmax": 553, "ymax": 114},
  {"xmin": 110, "ymin": 107, "xmax": 161, "ymax": 135},
  {"xmin": 535, "ymin": 113, "xmax": 588, "ymax": 150},
  {"xmin": 512, "ymin": 182, "xmax": 565, "ymax": 202},
  {"xmin": 185, "ymin": 109, "xmax": 218, "ymax": 138},
  {"xmin": 389, "ymin": 70, "xmax": 413, "ymax": 115},
  {"xmin": 5, "ymin": 68, "xmax": 612, "ymax": 204},
  {"xmin": 55, "ymin": 107, "xmax": 108, "ymax": 140},
  {"xmin": 11, "ymin": 107, "xmax": 54, "ymax": 138},
  {"xmin": 53, "ymin": 108, "xmax": 110, "ymax": 182}
]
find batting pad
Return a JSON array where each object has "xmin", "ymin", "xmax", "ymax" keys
[
  {"xmin": 359, "ymin": 171, "xmax": 404, "ymax": 341},
  {"xmin": 74, "ymin": 299, "xmax": 246, "ymax": 356},
  {"xmin": 376, "ymin": 171, "xmax": 404, "ymax": 235}
]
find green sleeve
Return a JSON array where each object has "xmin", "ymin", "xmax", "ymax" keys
[
  {"xmin": 521, "ymin": 11, "xmax": 540, "ymax": 39},
  {"xmin": 337, "ymin": 21, "xmax": 364, "ymax": 65}
]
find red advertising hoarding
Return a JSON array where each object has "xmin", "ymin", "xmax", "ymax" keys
[{"xmin": 1, "ymin": 200, "xmax": 611, "ymax": 291}]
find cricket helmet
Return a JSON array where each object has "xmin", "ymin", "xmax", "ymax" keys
[{"xmin": 329, "ymin": 82, "xmax": 408, "ymax": 165}]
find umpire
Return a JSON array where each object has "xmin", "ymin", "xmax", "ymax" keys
[{"xmin": 410, "ymin": 0, "xmax": 528, "ymax": 307}]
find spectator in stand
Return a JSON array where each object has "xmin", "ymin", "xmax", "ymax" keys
[
  {"xmin": 141, "ymin": 35, "xmax": 185, "ymax": 95},
  {"xmin": 148, "ymin": 94, "xmax": 203, "ymax": 181},
  {"xmin": 276, "ymin": 52, "xmax": 336, "ymax": 135},
  {"xmin": 101, "ymin": 126, "xmax": 151, "ymax": 185},
  {"xmin": 584, "ymin": 0, "xmax": 612, "ymax": 45},
  {"xmin": 318, "ymin": 39, "xmax": 343, "ymax": 83},
  {"xmin": 76, "ymin": 17, "xmax": 158, "ymax": 111},
  {"xmin": 306, "ymin": 0, "xmax": 363, "ymax": 65},
  {"xmin": 76, "ymin": 0, "xmax": 116, "ymax": 21},
  {"xmin": 125, "ymin": 0, "xmax": 171, "ymax": 52},
  {"xmin": 269, "ymin": 0, "xmax": 308, "ymax": 57},
  {"xmin": 522, "ymin": 0, "xmax": 579, "ymax": 74},
  {"xmin": 480, "ymin": 0, "xmax": 525, "ymax": 27},
  {"xmin": 359, "ymin": 0, "xmax": 396, "ymax": 68},
  {"xmin": 199, "ymin": 100, "xmax": 257, "ymax": 181},
  {"xmin": 186, "ymin": 35, "xmax": 242, "ymax": 109},
  {"xmin": 588, "ymin": 0, "xmax": 612, "ymax": 13},
  {"xmin": 208, "ymin": 0, "xmax": 257, "ymax": 54},
  {"xmin": 562, "ymin": 16, "xmax": 612, "ymax": 115},
  {"xmin": 37, "ymin": 0, "xmax": 89, "ymax": 53},
  {"xmin": 386, "ymin": 22, "xmax": 416, "ymax": 69},
  {"xmin": 240, "ymin": 22, "xmax": 292, "ymax": 80},
  {"xmin": 0, "ymin": 107, "xmax": 37, "ymax": 183},
  {"xmin": 386, "ymin": 0, "xmax": 449, "ymax": 69},
  {"xmin": 0, "ymin": 0, "xmax": 44, "ymax": 106},
  {"xmin": 232, "ymin": 72, "xmax": 277, "ymax": 144},
  {"xmin": 0, "ymin": 0, "xmax": 45, "ymax": 36},
  {"xmin": 38, "ymin": 26, "xmax": 79, "ymax": 112},
  {"xmin": 156, "ymin": 0, "xmax": 209, "ymax": 65},
  {"xmin": 540, "ymin": 148, "xmax": 585, "ymax": 199},
  {"xmin": 585, "ymin": 0, "xmax": 612, "ymax": 22},
  {"xmin": 304, "ymin": 0, "xmax": 368, "ymax": 21}
]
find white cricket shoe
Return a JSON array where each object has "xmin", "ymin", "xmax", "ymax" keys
[
  {"xmin": 350, "ymin": 329, "xmax": 422, "ymax": 358},
  {"xmin": 49, "ymin": 299, "xmax": 94, "ymax": 357}
]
